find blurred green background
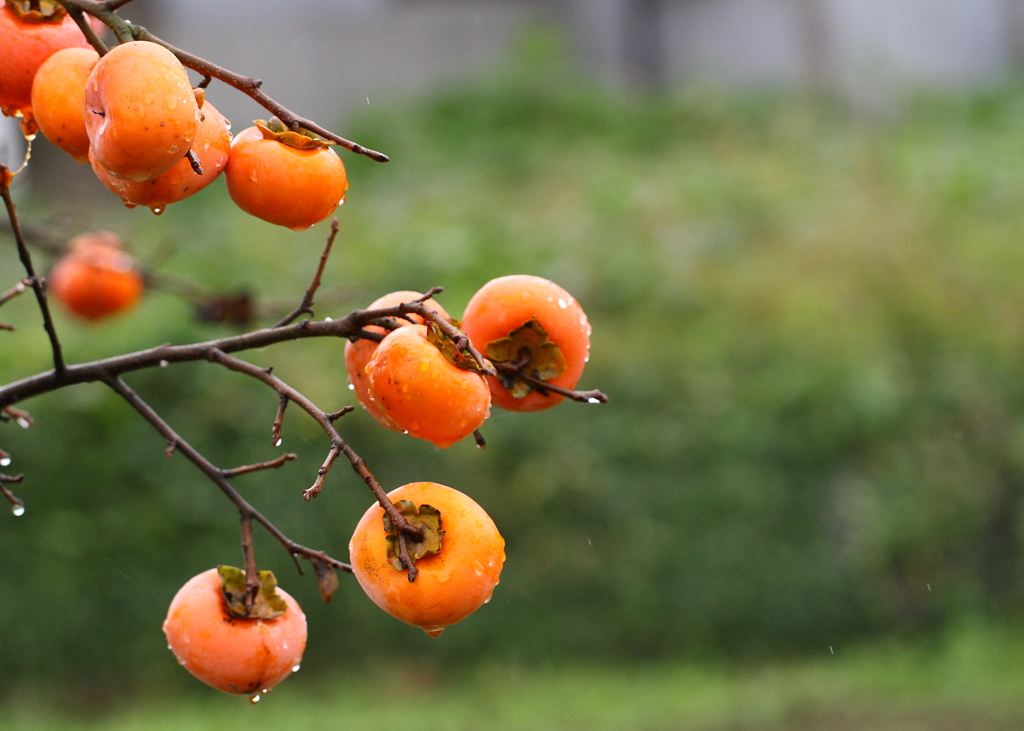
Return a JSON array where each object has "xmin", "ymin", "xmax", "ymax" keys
[{"xmin": 4, "ymin": 39, "xmax": 1024, "ymax": 728}]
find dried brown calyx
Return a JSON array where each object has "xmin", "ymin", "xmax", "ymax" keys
[
  {"xmin": 6, "ymin": 0, "xmax": 67, "ymax": 23},
  {"xmin": 254, "ymin": 117, "xmax": 333, "ymax": 150},
  {"xmin": 485, "ymin": 319, "xmax": 567, "ymax": 398},
  {"xmin": 383, "ymin": 500, "xmax": 445, "ymax": 571},
  {"xmin": 218, "ymin": 565, "xmax": 287, "ymax": 620}
]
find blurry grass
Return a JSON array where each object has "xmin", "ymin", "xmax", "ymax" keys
[{"xmin": 7, "ymin": 622, "xmax": 1024, "ymax": 730}]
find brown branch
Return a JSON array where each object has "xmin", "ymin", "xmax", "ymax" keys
[
  {"xmin": 239, "ymin": 513, "xmax": 259, "ymax": 612},
  {"xmin": 1, "ymin": 473, "xmax": 25, "ymax": 516},
  {"xmin": 0, "ymin": 279, "xmax": 29, "ymax": 309},
  {"xmin": 271, "ymin": 395, "xmax": 288, "ymax": 446},
  {"xmin": 222, "ymin": 453, "xmax": 297, "ymax": 479},
  {"xmin": 184, "ymin": 149, "xmax": 203, "ymax": 176},
  {"xmin": 105, "ymin": 375, "xmax": 352, "ymax": 576},
  {"xmin": 275, "ymin": 219, "xmax": 339, "ymax": 328},
  {"xmin": 492, "ymin": 361, "xmax": 609, "ymax": 404},
  {"xmin": 3, "ymin": 407, "xmax": 34, "ymax": 428},
  {"xmin": 1, "ymin": 166, "xmax": 65, "ymax": 375},
  {"xmin": 67, "ymin": 7, "xmax": 108, "ymax": 55}
]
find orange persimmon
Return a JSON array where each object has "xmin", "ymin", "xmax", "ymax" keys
[
  {"xmin": 365, "ymin": 324, "xmax": 490, "ymax": 448},
  {"xmin": 84, "ymin": 40, "xmax": 199, "ymax": 181},
  {"xmin": 224, "ymin": 122, "xmax": 348, "ymax": 231},
  {"xmin": 0, "ymin": 1, "xmax": 99, "ymax": 124},
  {"xmin": 461, "ymin": 275, "xmax": 591, "ymax": 412},
  {"xmin": 48, "ymin": 231, "xmax": 143, "ymax": 320},
  {"xmin": 345, "ymin": 291, "xmax": 449, "ymax": 432},
  {"xmin": 90, "ymin": 100, "xmax": 232, "ymax": 213},
  {"xmin": 30, "ymin": 46, "xmax": 98, "ymax": 162},
  {"xmin": 163, "ymin": 567, "xmax": 306, "ymax": 697},
  {"xmin": 349, "ymin": 482, "xmax": 505, "ymax": 636}
]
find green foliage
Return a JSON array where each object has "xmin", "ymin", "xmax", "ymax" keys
[{"xmin": 5, "ymin": 60, "xmax": 1024, "ymax": 698}]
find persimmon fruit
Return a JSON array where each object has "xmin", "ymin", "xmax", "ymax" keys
[
  {"xmin": 345, "ymin": 291, "xmax": 450, "ymax": 432},
  {"xmin": 91, "ymin": 100, "xmax": 232, "ymax": 213},
  {"xmin": 225, "ymin": 121, "xmax": 348, "ymax": 231},
  {"xmin": 349, "ymin": 482, "xmax": 505, "ymax": 636},
  {"xmin": 84, "ymin": 40, "xmax": 200, "ymax": 182},
  {"xmin": 366, "ymin": 324, "xmax": 490, "ymax": 448},
  {"xmin": 0, "ymin": 1, "xmax": 99, "ymax": 124},
  {"xmin": 48, "ymin": 231, "xmax": 144, "ymax": 320},
  {"xmin": 163, "ymin": 567, "xmax": 306, "ymax": 697},
  {"xmin": 30, "ymin": 47, "xmax": 98, "ymax": 163},
  {"xmin": 462, "ymin": 274, "xmax": 591, "ymax": 412}
]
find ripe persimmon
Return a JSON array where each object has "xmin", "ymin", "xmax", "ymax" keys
[
  {"xmin": 48, "ymin": 231, "xmax": 144, "ymax": 320},
  {"xmin": 345, "ymin": 291, "xmax": 450, "ymax": 432},
  {"xmin": 31, "ymin": 47, "xmax": 98, "ymax": 163},
  {"xmin": 225, "ymin": 119, "xmax": 348, "ymax": 231},
  {"xmin": 349, "ymin": 482, "xmax": 505, "ymax": 636},
  {"xmin": 0, "ymin": 1, "xmax": 99, "ymax": 125},
  {"xmin": 461, "ymin": 275, "xmax": 591, "ymax": 412},
  {"xmin": 84, "ymin": 41, "xmax": 200, "ymax": 182},
  {"xmin": 91, "ymin": 100, "xmax": 232, "ymax": 213},
  {"xmin": 163, "ymin": 567, "xmax": 306, "ymax": 697},
  {"xmin": 366, "ymin": 324, "xmax": 490, "ymax": 448}
]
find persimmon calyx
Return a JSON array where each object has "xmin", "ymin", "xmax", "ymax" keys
[
  {"xmin": 217, "ymin": 565, "xmax": 288, "ymax": 619},
  {"xmin": 6, "ymin": 0, "xmax": 67, "ymax": 22},
  {"xmin": 426, "ymin": 321, "xmax": 493, "ymax": 374},
  {"xmin": 383, "ymin": 500, "xmax": 445, "ymax": 571},
  {"xmin": 254, "ymin": 117, "xmax": 333, "ymax": 150},
  {"xmin": 485, "ymin": 319, "xmax": 568, "ymax": 398}
]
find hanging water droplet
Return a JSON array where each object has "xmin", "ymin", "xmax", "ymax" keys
[
  {"xmin": 16, "ymin": 417, "xmax": 30, "ymax": 429},
  {"xmin": 274, "ymin": 438, "xmax": 283, "ymax": 447},
  {"xmin": 0, "ymin": 457, "xmax": 10, "ymax": 467},
  {"xmin": 12, "ymin": 504, "xmax": 25, "ymax": 517},
  {"xmin": 587, "ymin": 397, "xmax": 600, "ymax": 404},
  {"xmin": 249, "ymin": 694, "xmax": 261, "ymax": 704},
  {"xmin": 262, "ymin": 688, "xmax": 269, "ymax": 694},
  {"xmin": 324, "ymin": 316, "xmax": 333, "ymax": 322},
  {"xmin": 159, "ymin": 360, "xmax": 170, "ymax": 368},
  {"xmin": 151, "ymin": 206, "xmax": 165, "ymax": 216},
  {"xmin": 424, "ymin": 627, "xmax": 444, "ymax": 637},
  {"xmin": 292, "ymin": 664, "xmax": 301, "ymax": 672},
  {"xmin": 347, "ymin": 382, "xmax": 355, "ymax": 391}
]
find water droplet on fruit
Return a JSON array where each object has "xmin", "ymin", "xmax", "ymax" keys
[
  {"xmin": 0, "ymin": 457, "xmax": 10, "ymax": 467},
  {"xmin": 558, "ymin": 298, "xmax": 568, "ymax": 309},
  {"xmin": 483, "ymin": 596, "xmax": 491, "ymax": 604},
  {"xmin": 588, "ymin": 397, "xmax": 601, "ymax": 404},
  {"xmin": 424, "ymin": 627, "xmax": 444, "ymax": 637},
  {"xmin": 124, "ymin": 202, "xmax": 137, "ymax": 209},
  {"xmin": 275, "ymin": 438, "xmax": 283, "ymax": 447},
  {"xmin": 347, "ymin": 382, "xmax": 355, "ymax": 390},
  {"xmin": 249, "ymin": 171, "xmax": 258, "ymax": 183},
  {"xmin": 249, "ymin": 694, "xmax": 261, "ymax": 704},
  {"xmin": 292, "ymin": 664, "xmax": 301, "ymax": 672},
  {"xmin": 262, "ymin": 688, "xmax": 269, "ymax": 694},
  {"xmin": 12, "ymin": 504, "xmax": 25, "ymax": 517},
  {"xmin": 16, "ymin": 417, "xmax": 30, "ymax": 429},
  {"xmin": 151, "ymin": 206, "xmax": 165, "ymax": 216}
]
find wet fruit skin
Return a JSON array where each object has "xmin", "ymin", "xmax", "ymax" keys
[
  {"xmin": 0, "ymin": 5, "xmax": 99, "ymax": 121},
  {"xmin": 366, "ymin": 324, "xmax": 490, "ymax": 448},
  {"xmin": 349, "ymin": 482, "xmax": 505, "ymax": 636},
  {"xmin": 225, "ymin": 125, "xmax": 348, "ymax": 231},
  {"xmin": 48, "ymin": 231, "xmax": 144, "ymax": 320},
  {"xmin": 84, "ymin": 40, "xmax": 200, "ymax": 182},
  {"xmin": 163, "ymin": 568, "xmax": 306, "ymax": 695},
  {"xmin": 345, "ymin": 291, "xmax": 450, "ymax": 432},
  {"xmin": 462, "ymin": 274, "xmax": 591, "ymax": 412},
  {"xmin": 90, "ymin": 100, "xmax": 232, "ymax": 213},
  {"xmin": 30, "ymin": 47, "xmax": 98, "ymax": 162}
]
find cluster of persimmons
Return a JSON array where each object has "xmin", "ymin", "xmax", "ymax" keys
[{"xmin": 1, "ymin": 0, "xmax": 599, "ymax": 702}]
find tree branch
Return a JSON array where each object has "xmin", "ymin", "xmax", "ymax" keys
[{"xmin": 275, "ymin": 219, "xmax": 339, "ymax": 328}]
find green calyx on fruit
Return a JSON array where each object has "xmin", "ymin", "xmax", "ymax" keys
[
  {"xmin": 217, "ymin": 565, "xmax": 288, "ymax": 620},
  {"xmin": 383, "ymin": 500, "xmax": 445, "ymax": 571},
  {"xmin": 254, "ymin": 117, "xmax": 333, "ymax": 150},
  {"xmin": 6, "ymin": 0, "xmax": 67, "ymax": 22},
  {"xmin": 426, "ymin": 321, "xmax": 493, "ymax": 374},
  {"xmin": 485, "ymin": 319, "xmax": 567, "ymax": 398}
]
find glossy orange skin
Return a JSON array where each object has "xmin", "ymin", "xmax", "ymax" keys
[
  {"xmin": 345, "ymin": 291, "xmax": 450, "ymax": 432},
  {"xmin": 462, "ymin": 275, "xmax": 591, "ymax": 412},
  {"xmin": 163, "ymin": 568, "xmax": 306, "ymax": 695},
  {"xmin": 0, "ymin": 6, "xmax": 98, "ymax": 121},
  {"xmin": 48, "ymin": 232, "xmax": 143, "ymax": 320},
  {"xmin": 366, "ymin": 325, "xmax": 490, "ymax": 448},
  {"xmin": 225, "ymin": 126, "xmax": 348, "ymax": 231},
  {"xmin": 84, "ymin": 41, "xmax": 199, "ymax": 182},
  {"xmin": 90, "ymin": 101, "xmax": 231, "ymax": 213},
  {"xmin": 349, "ymin": 482, "xmax": 505, "ymax": 636},
  {"xmin": 31, "ymin": 47, "xmax": 98, "ymax": 162}
]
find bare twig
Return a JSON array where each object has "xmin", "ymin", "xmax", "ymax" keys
[
  {"xmin": 222, "ymin": 453, "xmax": 297, "ymax": 479},
  {"xmin": 239, "ymin": 513, "xmax": 259, "ymax": 611},
  {"xmin": 271, "ymin": 394, "xmax": 288, "ymax": 446},
  {"xmin": 184, "ymin": 149, "xmax": 203, "ymax": 176},
  {"xmin": 105, "ymin": 375, "xmax": 352, "ymax": 575},
  {"xmin": 0, "ymin": 279, "xmax": 29, "ymax": 309},
  {"xmin": 1, "ymin": 166, "xmax": 65, "ymax": 375},
  {"xmin": 67, "ymin": 7, "xmax": 108, "ymax": 55},
  {"xmin": 275, "ymin": 219, "xmax": 339, "ymax": 328},
  {"xmin": 492, "ymin": 361, "xmax": 609, "ymax": 404},
  {"xmin": 1, "ymin": 473, "xmax": 25, "ymax": 515}
]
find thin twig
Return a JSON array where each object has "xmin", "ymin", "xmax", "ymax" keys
[
  {"xmin": 240, "ymin": 513, "xmax": 259, "ymax": 611},
  {"xmin": 223, "ymin": 453, "xmax": 297, "ymax": 478},
  {"xmin": 67, "ymin": 7, "xmax": 108, "ymax": 55},
  {"xmin": 275, "ymin": 219, "xmax": 339, "ymax": 328},
  {"xmin": 1, "ymin": 166, "xmax": 65, "ymax": 375},
  {"xmin": 492, "ymin": 361, "xmax": 609, "ymax": 403},
  {"xmin": 271, "ymin": 395, "xmax": 288, "ymax": 446},
  {"xmin": 105, "ymin": 375, "xmax": 352, "ymax": 575},
  {"xmin": 0, "ymin": 279, "xmax": 29, "ymax": 309}
]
